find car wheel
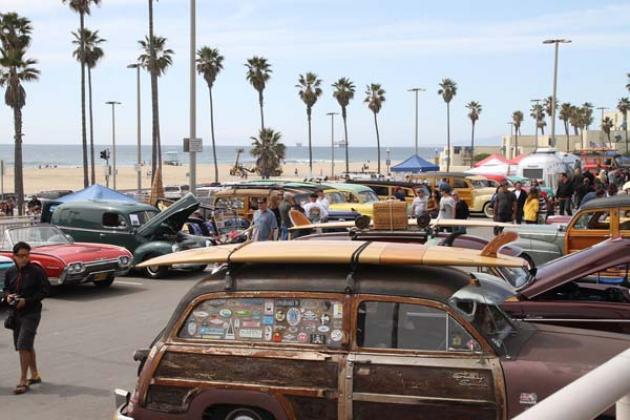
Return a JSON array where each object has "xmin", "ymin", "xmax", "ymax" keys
[
  {"xmin": 94, "ymin": 278, "xmax": 114, "ymax": 288},
  {"xmin": 143, "ymin": 257, "xmax": 169, "ymax": 279},
  {"xmin": 223, "ymin": 408, "xmax": 270, "ymax": 420},
  {"xmin": 483, "ymin": 202, "xmax": 494, "ymax": 218}
]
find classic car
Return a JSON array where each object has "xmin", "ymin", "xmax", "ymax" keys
[
  {"xmin": 346, "ymin": 180, "xmax": 420, "ymax": 205},
  {"xmin": 496, "ymin": 237, "xmax": 630, "ymax": 334},
  {"xmin": 0, "ymin": 225, "xmax": 131, "ymax": 288},
  {"xmin": 324, "ymin": 183, "xmax": 380, "ymax": 217},
  {"xmin": 507, "ymin": 195, "xmax": 630, "ymax": 266},
  {"xmin": 409, "ymin": 172, "xmax": 496, "ymax": 217},
  {"xmin": 114, "ymin": 240, "xmax": 630, "ymax": 420},
  {"xmin": 0, "ymin": 255, "xmax": 15, "ymax": 292},
  {"xmin": 51, "ymin": 193, "xmax": 210, "ymax": 278}
]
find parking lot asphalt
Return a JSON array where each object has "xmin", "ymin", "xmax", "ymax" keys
[{"xmin": 0, "ymin": 270, "xmax": 207, "ymax": 420}]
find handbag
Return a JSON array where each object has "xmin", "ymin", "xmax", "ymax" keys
[{"xmin": 4, "ymin": 311, "xmax": 16, "ymax": 330}]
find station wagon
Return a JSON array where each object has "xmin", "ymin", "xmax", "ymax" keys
[{"xmin": 114, "ymin": 240, "xmax": 630, "ymax": 420}]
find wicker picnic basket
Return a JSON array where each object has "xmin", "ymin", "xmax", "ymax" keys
[{"xmin": 373, "ymin": 200, "xmax": 408, "ymax": 230}]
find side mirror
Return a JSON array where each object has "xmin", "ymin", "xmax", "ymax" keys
[{"xmin": 64, "ymin": 234, "xmax": 74, "ymax": 243}]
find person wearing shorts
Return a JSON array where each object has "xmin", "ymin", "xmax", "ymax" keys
[{"xmin": 3, "ymin": 241, "xmax": 50, "ymax": 395}]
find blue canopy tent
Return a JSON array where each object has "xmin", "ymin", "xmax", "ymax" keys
[
  {"xmin": 41, "ymin": 184, "xmax": 137, "ymax": 223},
  {"xmin": 391, "ymin": 155, "xmax": 439, "ymax": 173}
]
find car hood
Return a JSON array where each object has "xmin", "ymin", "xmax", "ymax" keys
[
  {"xmin": 33, "ymin": 243, "xmax": 131, "ymax": 264},
  {"xmin": 136, "ymin": 193, "xmax": 200, "ymax": 238},
  {"xmin": 502, "ymin": 322, "xmax": 630, "ymax": 416},
  {"xmin": 520, "ymin": 238, "xmax": 630, "ymax": 299}
]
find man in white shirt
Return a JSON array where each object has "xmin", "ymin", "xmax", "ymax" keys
[
  {"xmin": 438, "ymin": 185, "xmax": 455, "ymax": 219},
  {"xmin": 316, "ymin": 189, "xmax": 330, "ymax": 211},
  {"xmin": 411, "ymin": 188, "xmax": 428, "ymax": 217},
  {"xmin": 303, "ymin": 193, "xmax": 329, "ymax": 223}
]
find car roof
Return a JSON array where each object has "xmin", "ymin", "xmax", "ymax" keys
[
  {"xmin": 580, "ymin": 195, "xmax": 630, "ymax": 211},
  {"xmin": 53, "ymin": 200, "xmax": 157, "ymax": 212},
  {"xmin": 321, "ymin": 183, "xmax": 374, "ymax": 193},
  {"xmin": 347, "ymin": 180, "xmax": 420, "ymax": 188},
  {"xmin": 413, "ymin": 171, "xmax": 470, "ymax": 178}
]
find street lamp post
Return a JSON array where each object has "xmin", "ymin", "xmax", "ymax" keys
[
  {"xmin": 188, "ymin": 0, "xmax": 197, "ymax": 195},
  {"xmin": 530, "ymin": 98, "xmax": 542, "ymax": 147},
  {"xmin": 507, "ymin": 122, "xmax": 515, "ymax": 159},
  {"xmin": 127, "ymin": 64, "xmax": 142, "ymax": 196},
  {"xmin": 106, "ymin": 101, "xmax": 121, "ymax": 190},
  {"xmin": 543, "ymin": 39, "xmax": 572, "ymax": 148},
  {"xmin": 408, "ymin": 87, "xmax": 425, "ymax": 155},
  {"xmin": 326, "ymin": 112, "xmax": 338, "ymax": 178}
]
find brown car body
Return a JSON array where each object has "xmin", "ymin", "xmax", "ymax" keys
[{"xmin": 117, "ymin": 242, "xmax": 630, "ymax": 420}]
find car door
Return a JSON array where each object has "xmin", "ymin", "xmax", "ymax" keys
[
  {"xmin": 98, "ymin": 211, "xmax": 135, "ymax": 250},
  {"xmin": 451, "ymin": 177, "xmax": 473, "ymax": 207},
  {"xmin": 345, "ymin": 295, "xmax": 504, "ymax": 420},
  {"xmin": 564, "ymin": 209, "xmax": 612, "ymax": 254}
]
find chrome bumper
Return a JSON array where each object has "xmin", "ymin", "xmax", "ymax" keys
[{"xmin": 114, "ymin": 389, "xmax": 133, "ymax": 420}]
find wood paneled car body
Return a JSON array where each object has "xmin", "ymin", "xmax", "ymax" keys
[
  {"xmin": 508, "ymin": 195, "xmax": 630, "ymax": 266},
  {"xmin": 114, "ymin": 241, "xmax": 630, "ymax": 420}
]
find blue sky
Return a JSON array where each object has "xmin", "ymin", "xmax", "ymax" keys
[{"xmin": 1, "ymin": 0, "xmax": 629, "ymax": 149}]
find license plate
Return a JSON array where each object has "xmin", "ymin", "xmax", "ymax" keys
[{"xmin": 94, "ymin": 272, "xmax": 109, "ymax": 282}]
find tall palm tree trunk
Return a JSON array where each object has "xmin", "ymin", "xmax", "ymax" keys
[
  {"xmin": 148, "ymin": 0, "xmax": 159, "ymax": 181},
  {"xmin": 373, "ymin": 112, "xmax": 381, "ymax": 175},
  {"xmin": 515, "ymin": 130, "xmax": 519, "ymax": 156},
  {"xmin": 258, "ymin": 90, "xmax": 265, "ymax": 130},
  {"xmin": 470, "ymin": 121, "xmax": 475, "ymax": 168},
  {"xmin": 80, "ymin": 13, "xmax": 88, "ymax": 187},
  {"xmin": 13, "ymin": 106, "xmax": 24, "ymax": 216},
  {"xmin": 208, "ymin": 87, "xmax": 218, "ymax": 183},
  {"xmin": 342, "ymin": 108, "xmax": 349, "ymax": 174},
  {"xmin": 307, "ymin": 108, "xmax": 313, "ymax": 175},
  {"xmin": 564, "ymin": 121, "xmax": 570, "ymax": 152},
  {"xmin": 446, "ymin": 102, "xmax": 451, "ymax": 172},
  {"xmin": 156, "ymin": 78, "xmax": 162, "ymax": 172},
  {"xmin": 88, "ymin": 66, "xmax": 95, "ymax": 184}
]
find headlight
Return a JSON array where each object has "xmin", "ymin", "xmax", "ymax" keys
[
  {"xmin": 68, "ymin": 262, "xmax": 85, "ymax": 273},
  {"xmin": 171, "ymin": 244, "xmax": 180, "ymax": 252},
  {"xmin": 118, "ymin": 255, "xmax": 131, "ymax": 267}
]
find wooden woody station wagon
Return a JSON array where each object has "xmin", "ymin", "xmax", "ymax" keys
[{"xmin": 115, "ymin": 239, "xmax": 630, "ymax": 420}]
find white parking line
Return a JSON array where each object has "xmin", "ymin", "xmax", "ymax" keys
[{"xmin": 115, "ymin": 280, "xmax": 144, "ymax": 286}]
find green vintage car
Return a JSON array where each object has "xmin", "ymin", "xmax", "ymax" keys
[{"xmin": 51, "ymin": 193, "xmax": 210, "ymax": 278}]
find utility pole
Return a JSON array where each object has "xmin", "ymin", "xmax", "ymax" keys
[
  {"xmin": 188, "ymin": 0, "xmax": 197, "ymax": 195},
  {"xmin": 105, "ymin": 101, "xmax": 121, "ymax": 190},
  {"xmin": 543, "ymin": 39, "xmax": 572, "ymax": 147},
  {"xmin": 326, "ymin": 112, "xmax": 338, "ymax": 178},
  {"xmin": 408, "ymin": 87, "xmax": 425, "ymax": 155}
]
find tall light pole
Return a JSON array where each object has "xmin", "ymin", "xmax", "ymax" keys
[
  {"xmin": 127, "ymin": 64, "xmax": 142, "ymax": 196},
  {"xmin": 543, "ymin": 39, "xmax": 572, "ymax": 148},
  {"xmin": 326, "ymin": 112, "xmax": 338, "ymax": 178},
  {"xmin": 106, "ymin": 101, "xmax": 121, "ymax": 190},
  {"xmin": 530, "ymin": 98, "xmax": 542, "ymax": 147},
  {"xmin": 408, "ymin": 87, "xmax": 425, "ymax": 155},
  {"xmin": 596, "ymin": 106, "xmax": 608, "ymax": 123},
  {"xmin": 507, "ymin": 122, "xmax": 515, "ymax": 159},
  {"xmin": 188, "ymin": 0, "xmax": 197, "ymax": 195}
]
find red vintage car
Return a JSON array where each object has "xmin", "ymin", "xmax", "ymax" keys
[{"xmin": 0, "ymin": 225, "xmax": 132, "ymax": 288}]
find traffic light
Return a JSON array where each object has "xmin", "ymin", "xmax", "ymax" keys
[{"xmin": 100, "ymin": 149, "xmax": 110, "ymax": 160}]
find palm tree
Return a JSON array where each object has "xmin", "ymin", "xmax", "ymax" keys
[
  {"xmin": 62, "ymin": 0, "xmax": 101, "ymax": 188},
  {"xmin": 581, "ymin": 102, "xmax": 594, "ymax": 130},
  {"xmin": 332, "ymin": 77, "xmax": 355, "ymax": 174},
  {"xmin": 73, "ymin": 28, "xmax": 105, "ymax": 185},
  {"xmin": 465, "ymin": 101, "xmax": 482, "ymax": 166},
  {"xmin": 569, "ymin": 106, "xmax": 584, "ymax": 136},
  {"xmin": 601, "ymin": 117, "xmax": 614, "ymax": 148},
  {"xmin": 0, "ymin": 13, "xmax": 40, "ymax": 216},
  {"xmin": 296, "ymin": 72, "xmax": 322, "ymax": 175},
  {"xmin": 530, "ymin": 103, "xmax": 546, "ymax": 136},
  {"xmin": 250, "ymin": 128, "xmax": 286, "ymax": 179},
  {"xmin": 245, "ymin": 56, "xmax": 272, "ymax": 130},
  {"xmin": 138, "ymin": 35, "xmax": 173, "ymax": 175},
  {"xmin": 512, "ymin": 110, "xmax": 524, "ymax": 155},
  {"xmin": 543, "ymin": 95, "xmax": 557, "ymax": 120},
  {"xmin": 558, "ymin": 102, "xmax": 573, "ymax": 152},
  {"xmin": 617, "ymin": 97, "xmax": 630, "ymax": 154},
  {"xmin": 626, "ymin": 73, "xmax": 630, "ymax": 93},
  {"xmin": 196, "ymin": 46, "xmax": 224, "ymax": 183},
  {"xmin": 364, "ymin": 83, "xmax": 386, "ymax": 175},
  {"xmin": 437, "ymin": 78, "xmax": 457, "ymax": 172}
]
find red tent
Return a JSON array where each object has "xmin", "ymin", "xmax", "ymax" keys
[
  {"xmin": 473, "ymin": 153, "xmax": 507, "ymax": 168},
  {"xmin": 507, "ymin": 153, "xmax": 528, "ymax": 165}
]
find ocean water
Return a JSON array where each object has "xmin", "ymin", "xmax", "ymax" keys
[{"xmin": 0, "ymin": 144, "xmax": 443, "ymax": 167}]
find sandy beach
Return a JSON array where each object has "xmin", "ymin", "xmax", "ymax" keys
[{"xmin": 3, "ymin": 160, "xmax": 425, "ymax": 194}]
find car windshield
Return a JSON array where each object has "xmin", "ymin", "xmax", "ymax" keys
[
  {"xmin": 471, "ymin": 179, "xmax": 497, "ymax": 188},
  {"xmin": 326, "ymin": 191, "xmax": 346, "ymax": 204},
  {"xmin": 129, "ymin": 210, "xmax": 158, "ymax": 227},
  {"xmin": 358, "ymin": 190, "xmax": 379, "ymax": 203},
  {"xmin": 454, "ymin": 300, "xmax": 513, "ymax": 352},
  {"xmin": 6, "ymin": 226, "xmax": 69, "ymax": 248}
]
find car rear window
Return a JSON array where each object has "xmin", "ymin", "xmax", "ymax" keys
[{"xmin": 179, "ymin": 297, "xmax": 345, "ymax": 347}]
